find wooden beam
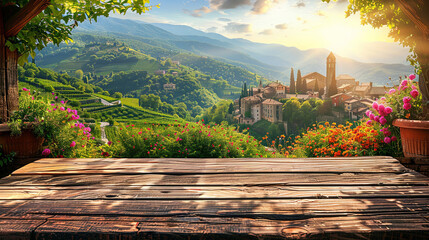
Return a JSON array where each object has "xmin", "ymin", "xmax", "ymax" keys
[
  {"xmin": 4, "ymin": 0, "xmax": 51, "ymax": 37},
  {"xmin": 394, "ymin": 0, "xmax": 429, "ymax": 40}
]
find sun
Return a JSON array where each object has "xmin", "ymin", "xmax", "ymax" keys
[{"xmin": 321, "ymin": 23, "xmax": 361, "ymax": 57}]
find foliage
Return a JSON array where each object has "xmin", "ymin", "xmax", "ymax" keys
[
  {"xmin": 282, "ymin": 97, "xmax": 324, "ymax": 134},
  {"xmin": 364, "ymin": 74, "xmax": 421, "ymax": 150},
  {"xmin": 0, "ymin": 151, "xmax": 15, "ymax": 169},
  {"xmin": 283, "ymin": 122, "xmax": 382, "ymax": 158},
  {"xmin": 105, "ymin": 121, "xmax": 272, "ymax": 158},
  {"xmin": 6, "ymin": 0, "xmax": 154, "ymax": 64},
  {"xmin": 201, "ymin": 100, "xmax": 236, "ymax": 125}
]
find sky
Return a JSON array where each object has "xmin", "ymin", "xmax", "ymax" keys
[{"xmin": 115, "ymin": 0, "xmax": 401, "ymax": 58}]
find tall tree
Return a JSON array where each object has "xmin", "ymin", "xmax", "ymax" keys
[
  {"xmin": 314, "ymin": 79, "xmax": 319, "ymax": 92},
  {"xmin": 289, "ymin": 68, "xmax": 295, "ymax": 93},
  {"xmin": 296, "ymin": 70, "xmax": 303, "ymax": 93},
  {"xmin": 323, "ymin": 0, "xmax": 429, "ymax": 118},
  {"xmin": 0, "ymin": 0, "xmax": 153, "ymax": 122},
  {"xmin": 302, "ymin": 77, "xmax": 307, "ymax": 93}
]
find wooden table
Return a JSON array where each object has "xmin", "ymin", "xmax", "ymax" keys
[{"xmin": 0, "ymin": 156, "xmax": 428, "ymax": 239}]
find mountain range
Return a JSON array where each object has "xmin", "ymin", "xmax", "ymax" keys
[{"xmin": 70, "ymin": 17, "xmax": 413, "ymax": 86}]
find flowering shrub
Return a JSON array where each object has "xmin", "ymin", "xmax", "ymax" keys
[
  {"xmin": 9, "ymin": 88, "xmax": 98, "ymax": 158},
  {"xmin": 365, "ymin": 74, "xmax": 422, "ymax": 153},
  {"xmin": 105, "ymin": 121, "xmax": 272, "ymax": 158},
  {"xmin": 279, "ymin": 122, "xmax": 382, "ymax": 158}
]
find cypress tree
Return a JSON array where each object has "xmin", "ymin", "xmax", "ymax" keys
[
  {"xmin": 243, "ymin": 82, "xmax": 248, "ymax": 97},
  {"xmin": 314, "ymin": 79, "xmax": 319, "ymax": 92},
  {"xmin": 296, "ymin": 69, "xmax": 302, "ymax": 93},
  {"xmin": 302, "ymin": 77, "xmax": 307, "ymax": 93},
  {"xmin": 328, "ymin": 77, "xmax": 338, "ymax": 97},
  {"xmin": 289, "ymin": 68, "xmax": 295, "ymax": 93}
]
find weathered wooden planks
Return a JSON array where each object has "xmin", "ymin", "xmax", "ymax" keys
[{"xmin": 0, "ymin": 156, "xmax": 428, "ymax": 239}]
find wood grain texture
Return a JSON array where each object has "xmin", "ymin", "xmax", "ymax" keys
[{"xmin": 0, "ymin": 157, "xmax": 428, "ymax": 239}]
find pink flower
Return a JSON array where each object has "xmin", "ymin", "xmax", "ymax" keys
[
  {"xmin": 365, "ymin": 110, "xmax": 372, "ymax": 117},
  {"xmin": 389, "ymin": 89, "xmax": 396, "ymax": 94},
  {"xmin": 374, "ymin": 116, "xmax": 380, "ymax": 123},
  {"xmin": 60, "ymin": 107, "xmax": 65, "ymax": 111},
  {"xmin": 378, "ymin": 104, "xmax": 385, "ymax": 112},
  {"xmin": 55, "ymin": 96, "xmax": 58, "ymax": 100},
  {"xmin": 22, "ymin": 88, "xmax": 29, "ymax": 91},
  {"xmin": 403, "ymin": 102, "xmax": 412, "ymax": 110},
  {"xmin": 61, "ymin": 100, "xmax": 65, "ymax": 104},
  {"xmin": 401, "ymin": 79, "xmax": 408, "ymax": 86},
  {"xmin": 372, "ymin": 102, "xmax": 379, "ymax": 110},
  {"xmin": 409, "ymin": 74, "xmax": 416, "ymax": 80},
  {"xmin": 52, "ymin": 92, "xmax": 55, "ymax": 95},
  {"xmin": 403, "ymin": 96, "xmax": 411, "ymax": 103},
  {"xmin": 385, "ymin": 107, "xmax": 392, "ymax": 115},
  {"xmin": 108, "ymin": 141, "xmax": 112, "ymax": 146},
  {"xmin": 70, "ymin": 141, "xmax": 76, "ymax": 147},
  {"xmin": 379, "ymin": 117, "xmax": 387, "ymax": 125},
  {"xmin": 412, "ymin": 85, "xmax": 417, "ymax": 90},
  {"xmin": 384, "ymin": 137, "xmax": 391, "ymax": 144},
  {"xmin": 410, "ymin": 89, "xmax": 419, "ymax": 98},
  {"xmin": 42, "ymin": 148, "xmax": 51, "ymax": 156},
  {"xmin": 391, "ymin": 136, "xmax": 397, "ymax": 142},
  {"xmin": 51, "ymin": 103, "xmax": 55, "ymax": 106},
  {"xmin": 369, "ymin": 113, "xmax": 375, "ymax": 120},
  {"xmin": 366, "ymin": 120, "xmax": 372, "ymax": 126}
]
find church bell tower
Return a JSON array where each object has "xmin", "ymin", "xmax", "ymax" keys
[{"xmin": 326, "ymin": 52, "xmax": 336, "ymax": 97}]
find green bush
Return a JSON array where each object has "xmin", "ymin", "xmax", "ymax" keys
[{"xmin": 104, "ymin": 122, "xmax": 272, "ymax": 158}]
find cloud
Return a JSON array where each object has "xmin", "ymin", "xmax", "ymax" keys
[
  {"xmin": 315, "ymin": 10, "xmax": 325, "ymax": 17},
  {"xmin": 259, "ymin": 29, "xmax": 274, "ymax": 35},
  {"xmin": 210, "ymin": 0, "xmax": 251, "ymax": 10},
  {"xmin": 183, "ymin": 9, "xmax": 202, "ymax": 17},
  {"xmin": 207, "ymin": 27, "xmax": 218, "ymax": 32},
  {"xmin": 251, "ymin": 0, "xmax": 278, "ymax": 14},
  {"xmin": 295, "ymin": 0, "xmax": 305, "ymax": 8},
  {"xmin": 225, "ymin": 22, "xmax": 253, "ymax": 33},
  {"xmin": 218, "ymin": 17, "xmax": 231, "ymax": 22},
  {"xmin": 184, "ymin": 6, "xmax": 213, "ymax": 17},
  {"xmin": 275, "ymin": 23, "xmax": 288, "ymax": 30}
]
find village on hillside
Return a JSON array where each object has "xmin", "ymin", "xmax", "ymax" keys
[{"xmin": 235, "ymin": 52, "xmax": 390, "ymax": 126}]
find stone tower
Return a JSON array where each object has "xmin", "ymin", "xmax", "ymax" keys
[{"xmin": 326, "ymin": 52, "xmax": 336, "ymax": 97}]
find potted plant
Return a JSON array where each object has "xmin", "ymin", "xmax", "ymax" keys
[
  {"xmin": 365, "ymin": 74, "xmax": 429, "ymax": 157},
  {"xmin": 0, "ymin": 88, "xmax": 79, "ymax": 158}
]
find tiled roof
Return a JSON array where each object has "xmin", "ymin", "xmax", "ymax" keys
[
  {"xmin": 262, "ymin": 99, "xmax": 283, "ymax": 105},
  {"xmin": 369, "ymin": 87, "xmax": 386, "ymax": 95}
]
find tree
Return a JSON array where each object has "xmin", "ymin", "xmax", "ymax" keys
[
  {"xmin": 314, "ymin": 79, "xmax": 319, "ymax": 92},
  {"xmin": 327, "ymin": 77, "xmax": 337, "ymax": 97},
  {"xmin": 296, "ymin": 70, "xmax": 303, "ymax": 93},
  {"xmin": 323, "ymin": 0, "xmax": 429, "ymax": 118},
  {"xmin": 74, "ymin": 69, "xmax": 83, "ymax": 80},
  {"xmin": 0, "ymin": 0, "xmax": 153, "ymax": 122},
  {"xmin": 302, "ymin": 77, "xmax": 307, "ymax": 93},
  {"xmin": 112, "ymin": 92, "xmax": 122, "ymax": 99},
  {"xmin": 228, "ymin": 103, "xmax": 234, "ymax": 114},
  {"xmin": 289, "ymin": 68, "xmax": 295, "ymax": 93}
]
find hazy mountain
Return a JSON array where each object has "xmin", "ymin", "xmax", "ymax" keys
[{"xmin": 75, "ymin": 17, "xmax": 414, "ymax": 85}]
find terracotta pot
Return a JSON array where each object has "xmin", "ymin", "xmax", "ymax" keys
[
  {"xmin": 392, "ymin": 119, "xmax": 429, "ymax": 158},
  {"xmin": 0, "ymin": 123, "xmax": 44, "ymax": 159}
]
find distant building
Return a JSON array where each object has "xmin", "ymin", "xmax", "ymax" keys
[
  {"xmin": 172, "ymin": 72, "xmax": 178, "ymax": 76},
  {"xmin": 163, "ymin": 83, "xmax": 176, "ymax": 91},
  {"xmin": 368, "ymin": 86, "xmax": 386, "ymax": 99},
  {"xmin": 172, "ymin": 61, "xmax": 180, "ymax": 66},
  {"xmin": 262, "ymin": 99, "xmax": 283, "ymax": 123},
  {"xmin": 302, "ymin": 72, "xmax": 326, "ymax": 92},
  {"xmin": 337, "ymin": 84, "xmax": 354, "ymax": 93},
  {"xmin": 354, "ymin": 82, "xmax": 372, "ymax": 97},
  {"xmin": 155, "ymin": 70, "xmax": 165, "ymax": 75},
  {"xmin": 330, "ymin": 92, "xmax": 354, "ymax": 107},
  {"xmin": 336, "ymin": 74, "xmax": 356, "ymax": 87},
  {"xmin": 267, "ymin": 81, "xmax": 287, "ymax": 95},
  {"xmin": 345, "ymin": 98, "xmax": 374, "ymax": 120}
]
